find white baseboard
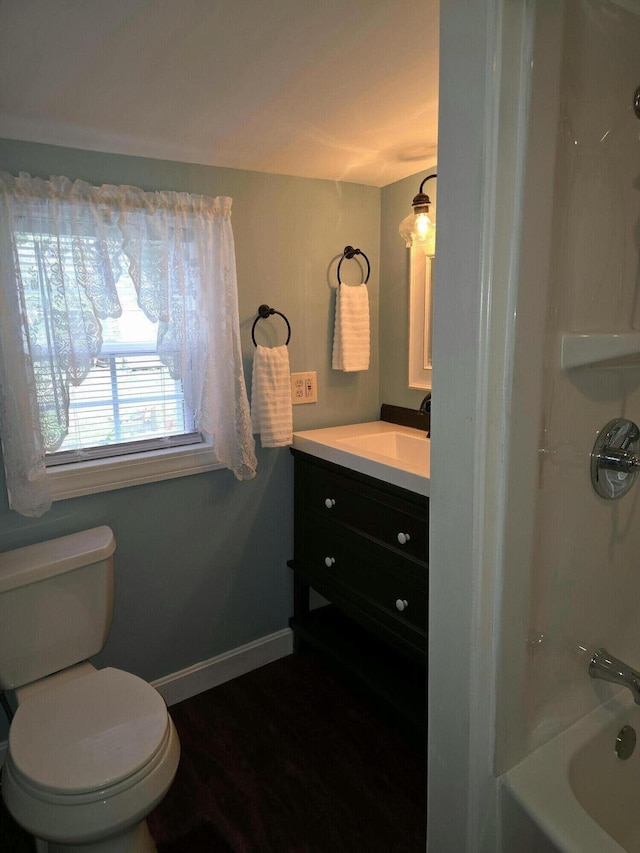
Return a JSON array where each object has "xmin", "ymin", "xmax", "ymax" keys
[
  {"xmin": 151, "ymin": 627, "xmax": 293, "ymax": 707},
  {"xmin": 0, "ymin": 628, "xmax": 293, "ymax": 769}
]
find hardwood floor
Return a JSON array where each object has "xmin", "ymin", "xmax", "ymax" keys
[{"xmin": 0, "ymin": 652, "xmax": 426, "ymax": 852}]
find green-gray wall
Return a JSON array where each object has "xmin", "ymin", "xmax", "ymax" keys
[{"xmin": 0, "ymin": 138, "xmax": 426, "ymax": 741}]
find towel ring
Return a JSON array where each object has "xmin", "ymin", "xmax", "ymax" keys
[
  {"xmin": 251, "ymin": 304, "xmax": 291, "ymax": 347},
  {"xmin": 337, "ymin": 245, "xmax": 370, "ymax": 285}
]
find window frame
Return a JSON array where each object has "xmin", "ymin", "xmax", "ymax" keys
[
  {"xmin": 46, "ymin": 435, "xmax": 223, "ymax": 501},
  {"xmin": 23, "ymin": 254, "xmax": 219, "ymax": 501},
  {"xmin": 13, "ymin": 197, "xmax": 225, "ymax": 501},
  {"xmin": 0, "ymin": 174, "xmax": 256, "ymax": 517}
]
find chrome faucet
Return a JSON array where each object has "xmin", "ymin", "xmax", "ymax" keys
[
  {"xmin": 589, "ymin": 648, "xmax": 640, "ymax": 704},
  {"xmin": 418, "ymin": 393, "xmax": 431, "ymax": 438}
]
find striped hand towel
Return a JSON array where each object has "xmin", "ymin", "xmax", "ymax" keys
[
  {"xmin": 251, "ymin": 345, "xmax": 293, "ymax": 447},
  {"xmin": 332, "ymin": 283, "xmax": 370, "ymax": 372}
]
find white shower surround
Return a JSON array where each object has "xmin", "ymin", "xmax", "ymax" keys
[
  {"xmin": 488, "ymin": 6, "xmax": 640, "ymax": 852},
  {"xmin": 503, "ymin": 0, "xmax": 640, "ymax": 767},
  {"xmin": 430, "ymin": 0, "xmax": 640, "ymax": 849}
]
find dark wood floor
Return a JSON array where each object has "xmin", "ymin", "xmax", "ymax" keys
[{"xmin": 1, "ymin": 652, "xmax": 426, "ymax": 852}]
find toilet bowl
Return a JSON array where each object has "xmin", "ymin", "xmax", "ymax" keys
[
  {"xmin": 0, "ymin": 527, "xmax": 181, "ymax": 852},
  {"xmin": 2, "ymin": 667, "xmax": 180, "ymax": 852}
]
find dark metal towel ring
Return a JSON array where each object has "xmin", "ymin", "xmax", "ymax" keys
[
  {"xmin": 251, "ymin": 304, "xmax": 291, "ymax": 347},
  {"xmin": 337, "ymin": 245, "xmax": 371, "ymax": 285}
]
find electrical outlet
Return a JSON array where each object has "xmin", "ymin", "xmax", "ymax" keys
[{"xmin": 291, "ymin": 371, "xmax": 317, "ymax": 404}]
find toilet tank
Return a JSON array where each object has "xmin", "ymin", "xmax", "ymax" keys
[{"xmin": 0, "ymin": 526, "xmax": 116, "ymax": 690}]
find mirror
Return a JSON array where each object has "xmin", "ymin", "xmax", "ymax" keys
[{"xmin": 408, "ymin": 247, "xmax": 434, "ymax": 390}]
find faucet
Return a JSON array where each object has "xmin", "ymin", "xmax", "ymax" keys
[
  {"xmin": 418, "ymin": 393, "xmax": 431, "ymax": 438},
  {"xmin": 589, "ymin": 648, "xmax": 640, "ymax": 704}
]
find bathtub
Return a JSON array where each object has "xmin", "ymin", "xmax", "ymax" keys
[{"xmin": 504, "ymin": 690, "xmax": 640, "ymax": 852}]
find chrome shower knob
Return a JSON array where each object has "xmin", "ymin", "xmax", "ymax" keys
[{"xmin": 591, "ymin": 418, "xmax": 640, "ymax": 499}]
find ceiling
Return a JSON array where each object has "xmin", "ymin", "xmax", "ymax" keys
[{"xmin": 0, "ymin": 0, "xmax": 439, "ymax": 187}]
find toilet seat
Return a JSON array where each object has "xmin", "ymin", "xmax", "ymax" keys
[{"xmin": 8, "ymin": 667, "xmax": 170, "ymax": 796}]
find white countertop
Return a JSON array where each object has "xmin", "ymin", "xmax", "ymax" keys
[{"xmin": 292, "ymin": 421, "xmax": 430, "ymax": 496}]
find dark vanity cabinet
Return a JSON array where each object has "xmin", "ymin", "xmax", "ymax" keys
[{"xmin": 288, "ymin": 449, "xmax": 428, "ymax": 732}]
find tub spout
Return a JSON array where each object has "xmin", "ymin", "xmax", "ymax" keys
[{"xmin": 589, "ymin": 648, "xmax": 640, "ymax": 704}]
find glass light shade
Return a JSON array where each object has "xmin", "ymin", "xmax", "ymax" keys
[
  {"xmin": 399, "ymin": 207, "xmax": 436, "ymax": 256},
  {"xmin": 400, "ymin": 175, "xmax": 437, "ymax": 256}
]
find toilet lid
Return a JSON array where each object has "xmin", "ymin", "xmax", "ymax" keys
[{"xmin": 9, "ymin": 667, "xmax": 169, "ymax": 795}]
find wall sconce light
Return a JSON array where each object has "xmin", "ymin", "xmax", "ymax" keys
[{"xmin": 399, "ymin": 173, "xmax": 437, "ymax": 256}]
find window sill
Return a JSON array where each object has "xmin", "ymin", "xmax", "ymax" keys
[{"xmin": 47, "ymin": 438, "xmax": 223, "ymax": 501}]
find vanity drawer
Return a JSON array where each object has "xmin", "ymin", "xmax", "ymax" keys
[
  {"xmin": 295, "ymin": 454, "xmax": 428, "ymax": 564},
  {"xmin": 299, "ymin": 521, "xmax": 427, "ymax": 636}
]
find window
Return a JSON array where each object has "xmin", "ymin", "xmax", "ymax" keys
[
  {"xmin": 0, "ymin": 172, "xmax": 257, "ymax": 517},
  {"xmin": 50, "ymin": 349, "xmax": 198, "ymax": 461},
  {"xmin": 16, "ymin": 234, "xmax": 198, "ymax": 463}
]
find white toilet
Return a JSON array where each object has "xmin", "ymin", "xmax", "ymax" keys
[{"xmin": 0, "ymin": 526, "xmax": 180, "ymax": 853}]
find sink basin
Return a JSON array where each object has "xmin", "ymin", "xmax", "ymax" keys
[
  {"xmin": 292, "ymin": 421, "xmax": 430, "ymax": 495},
  {"xmin": 337, "ymin": 431, "xmax": 427, "ymax": 467}
]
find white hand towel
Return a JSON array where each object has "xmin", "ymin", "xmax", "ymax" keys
[
  {"xmin": 251, "ymin": 344, "xmax": 293, "ymax": 447},
  {"xmin": 332, "ymin": 283, "xmax": 370, "ymax": 372}
]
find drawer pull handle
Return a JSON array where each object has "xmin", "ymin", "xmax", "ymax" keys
[
  {"xmin": 397, "ymin": 532, "xmax": 411, "ymax": 545},
  {"xmin": 324, "ymin": 556, "xmax": 336, "ymax": 567},
  {"xmin": 324, "ymin": 498, "xmax": 336, "ymax": 509},
  {"xmin": 395, "ymin": 599, "xmax": 409, "ymax": 612}
]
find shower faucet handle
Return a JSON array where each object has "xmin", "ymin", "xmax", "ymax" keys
[
  {"xmin": 598, "ymin": 447, "xmax": 640, "ymax": 473},
  {"xmin": 591, "ymin": 418, "xmax": 640, "ymax": 500}
]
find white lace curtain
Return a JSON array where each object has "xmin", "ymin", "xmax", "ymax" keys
[{"xmin": 0, "ymin": 172, "xmax": 257, "ymax": 517}]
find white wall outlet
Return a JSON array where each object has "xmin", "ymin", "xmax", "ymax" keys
[{"xmin": 291, "ymin": 371, "xmax": 318, "ymax": 404}]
